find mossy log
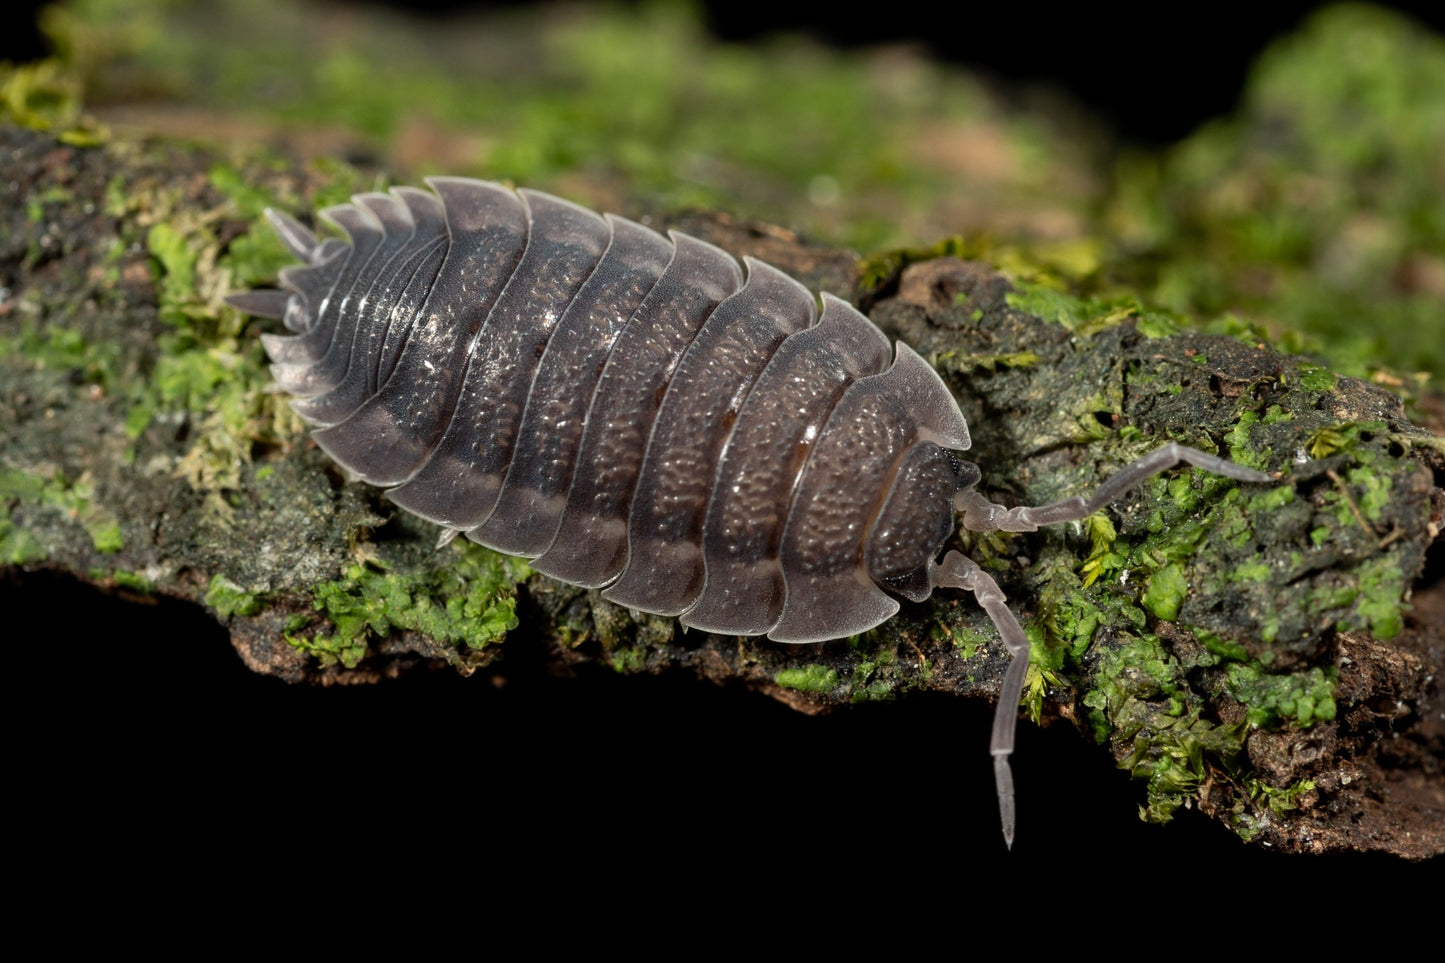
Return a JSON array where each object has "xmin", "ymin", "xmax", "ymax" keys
[{"xmin": 2, "ymin": 126, "xmax": 1439, "ymax": 858}]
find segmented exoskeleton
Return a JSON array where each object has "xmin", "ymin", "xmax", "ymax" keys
[{"xmin": 228, "ymin": 178, "xmax": 1272, "ymax": 845}]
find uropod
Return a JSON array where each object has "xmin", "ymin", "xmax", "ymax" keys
[{"xmin": 227, "ymin": 178, "xmax": 1273, "ymax": 845}]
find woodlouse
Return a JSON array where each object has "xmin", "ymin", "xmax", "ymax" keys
[{"xmin": 227, "ymin": 178, "xmax": 1272, "ymax": 845}]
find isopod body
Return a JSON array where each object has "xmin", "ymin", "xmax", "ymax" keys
[
  {"xmin": 232, "ymin": 178, "xmax": 978, "ymax": 642},
  {"xmin": 229, "ymin": 177, "xmax": 1272, "ymax": 844}
]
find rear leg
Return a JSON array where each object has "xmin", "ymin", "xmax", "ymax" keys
[{"xmin": 933, "ymin": 550, "xmax": 1029, "ymax": 848}]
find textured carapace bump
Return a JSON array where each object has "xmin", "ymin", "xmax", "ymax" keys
[{"xmin": 229, "ymin": 177, "xmax": 978, "ymax": 644}]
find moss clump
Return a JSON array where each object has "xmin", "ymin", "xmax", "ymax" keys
[
  {"xmin": 932, "ymin": 621, "xmax": 990, "ymax": 661},
  {"xmin": 0, "ymin": 58, "xmax": 107, "ymax": 145},
  {"xmin": 204, "ymin": 574, "xmax": 265, "ymax": 619},
  {"xmin": 1083, "ymin": 627, "xmax": 1343, "ymax": 827},
  {"xmin": 0, "ymin": 316, "xmax": 121, "ymax": 392},
  {"xmin": 0, "ymin": 520, "xmax": 47, "ymax": 565},
  {"xmin": 107, "ymin": 569, "xmax": 155, "ymax": 593},
  {"xmin": 608, "ymin": 647, "xmax": 649, "ymax": 674},
  {"xmin": 1345, "ymin": 555, "xmax": 1408, "ymax": 641},
  {"xmin": 111, "ymin": 154, "xmax": 376, "ymax": 527},
  {"xmin": 285, "ymin": 544, "xmax": 525, "ymax": 669},
  {"xmin": 848, "ymin": 647, "xmax": 901, "ymax": 703},
  {"xmin": 1082, "ymin": 634, "xmax": 1245, "ymax": 821},
  {"xmin": 776, "ymin": 664, "xmax": 840, "ymax": 693},
  {"xmin": 1140, "ymin": 562, "xmax": 1188, "ymax": 621},
  {"xmin": 1223, "ymin": 663, "xmax": 1336, "ymax": 727},
  {"xmin": 0, "ymin": 466, "xmax": 123, "ymax": 555},
  {"xmin": 1004, "ymin": 282, "xmax": 1182, "ymax": 338}
]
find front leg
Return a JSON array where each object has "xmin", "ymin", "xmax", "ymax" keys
[{"xmin": 956, "ymin": 441, "xmax": 1272, "ymax": 533}]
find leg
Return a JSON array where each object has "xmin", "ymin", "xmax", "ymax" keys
[
  {"xmin": 940, "ymin": 442, "xmax": 1271, "ymax": 845},
  {"xmin": 933, "ymin": 550, "xmax": 1031, "ymax": 848},
  {"xmin": 956, "ymin": 441, "xmax": 1272, "ymax": 533}
]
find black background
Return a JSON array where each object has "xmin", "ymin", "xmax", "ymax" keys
[{"xmin": 7, "ymin": 0, "xmax": 1445, "ymax": 145}]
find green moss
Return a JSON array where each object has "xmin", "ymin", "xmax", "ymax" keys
[
  {"xmin": 108, "ymin": 163, "xmax": 352, "ymax": 523},
  {"xmin": 1346, "ymin": 464, "xmax": 1392, "ymax": 523},
  {"xmin": 207, "ymin": 163, "xmax": 284, "ymax": 219},
  {"xmin": 847, "ymin": 644, "xmax": 902, "ymax": 702},
  {"xmin": 1200, "ymin": 313, "xmax": 1275, "ymax": 348},
  {"xmin": 1082, "ymin": 633, "xmax": 1248, "ymax": 821},
  {"xmin": 107, "ymin": 569, "xmax": 155, "ymax": 593},
  {"xmin": 1296, "ymin": 364, "xmax": 1337, "ymax": 393},
  {"xmin": 1248, "ymin": 485, "xmax": 1294, "ymax": 512},
  {"xmin": 1040, "ymin": 562, "xmax": 1147, "ymax": 660},
  {"xmin": 1140, "ymin": 562, "xmax": 1187, "ymax": 621},
  {"xmin": 1021, "ymin": 624, "xmax": 1065, "ymax": 724},
  {"xmin": 1082, "ymin": 615, "xmax": 1351, "ymax": 830},
  {"xmin": 286, "ymin": 544, "xmax": 524, "ymax": 669},
  {"xmin": 1351, "ymin": 555, "xmax": 1407, "ymax": 640},
  {"xmin": 89, "ymin": 520, "xmax": 123, "ymax": 554},
  {"xmin": 1003, "ymin": 284, "xmax": 1107, "ymax": 331},
  {"xmin": 1252, "ymin": 778, "xmax": 1317, "ymax": 819},
  {"xmin": 39, "ymin": 0, "xmax": 1079, "ymax": 252},
  {"xmin": 1192, "ymin": 627, "xmax": 1249, "ymax": 663},
  {"xmin": 1312, "ymin": 458, "xmax": 1395, "ymax": 545},
  {"xmin": 0, "ymin": 315, "xmax": 122, "ymax": 392},
  {"xmin": 849, "ymin": 680, "xmax": 898, "ymax": 703},
  {"xmin": 1102, "ymin": 6, "xmax": 1445, "ymax": 378},
  {"xmin": 303, "ymin": 157, "xmax": 383, "ymax": 211},
  {"xmin": 1306, "ymin": 420, "xmax": 1388, "ymax": 459},
  {"xmin": 147, "ymin": 223, "xmax": 200, "ymax": 327},
  {"xmin": 1232, "ymin": 778, "xmax": 1320, "ymax": 841},
  {"xmin": 936, "ymin": 350, "xmax": 1041, "ymax": 374},
  {"xmin": 0, "ymin": 468, "xmax": 48, "ymax": 507},
  {"xmin": 1228, "ymin": 561, "xmax": 1271, "ymax": 584},
  {"xmin": 1261, "ymin": 404, "xmax": 1291, "ymax": 426},
  {"xmin": 0, "ymin": 58, "xmax": 107, "ymax": 145},
  {"xmin": 1222, "ymin": 411, "xmax": 1268, "ymax": 471},
  {"xmin": 205, "ymin": 574, "xmax": 265, "ymax": 618},
  {"xmin": 1215, "ymin": 502, "xmax": 1253, "ymax": 549},
  {"xmin": 857, "ymin": 236, "xmax": 969, "ymax": 291},
  {"xmin": 0, "ymin": 466, "xmax": 123, "ymax": 554},
  {"xmin": 1133, "ymin": 715, "xmax": 1247, "ymax": 824},
  {"xmin": 1002, "ymin": 282, "xmax": 1186, "ymax": 339},
  {"xmin": 1223, "ymin": 663, "xmax": 1337, "ymax": 727},
  {"xmin": 1132, "ymin": 313, "xmax": 1183, "ymax": 340},
  {"xmin": 223, "ymin": 222, "xmax": 293, "ymax": 289},
  {"xmin": 84, "ymin": 513, "xmax": 123, "ymax": 553},
  {"xmin": 0, "ymin": 519, "xmax": 48, "ymax": 565},
  {"xmin": 1078, "ymin": 513, "xmax": 1124, "ymax": 587},
  {"xmin": 776, "ymin": 664, "xmax": 840, "ymax": 693},
  {"xmin": 931, "ymin": 616, "xmax": 991, "ymax": 661},
  {"xmin": 285, "ymin": 625, "xmax": 369, "ymax": 670},
  {"xmin": 27, "ymin": 185, "xmax": 73, "ymax": 223},
  {"xmin": 610, "ymin": 647, "xmax": 648, "ymax": 674}
]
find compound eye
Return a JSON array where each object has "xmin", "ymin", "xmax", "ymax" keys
[
  {"xmin": 866, "ymin": 442, "xmax": 960, "ymax": 602},
  {"xmin": 952, "ymin": 456, "xmax": 982, "ymax": 492}
]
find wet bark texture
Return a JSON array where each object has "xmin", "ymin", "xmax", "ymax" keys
[{"xmin": 2, "ymin": 126, "xmax": 1440, "ymax": 858}]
